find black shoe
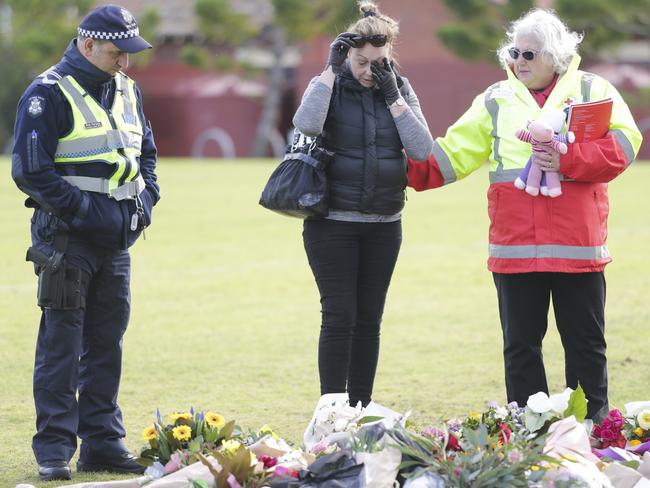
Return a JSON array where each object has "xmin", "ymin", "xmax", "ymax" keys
[
  {"xmin": 38, "ymin": 461, "xmax": 72, "ymax": 481},
  {"xmin": 77, "ymin": 450, "xmax": 145, "ymax": 474}
]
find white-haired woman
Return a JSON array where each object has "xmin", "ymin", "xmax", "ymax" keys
[{"xmin": 408, "ymin": 9, "xmax": 642, "ymax": 421}]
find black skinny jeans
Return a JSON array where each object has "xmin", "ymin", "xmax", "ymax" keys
[
  {"xmin": 493, "ymin": 271, "xmax": 608, "ymax": 421},
  {"xmin": 303, "ymin": 218, "xmax": 402, "ymax": 407}
]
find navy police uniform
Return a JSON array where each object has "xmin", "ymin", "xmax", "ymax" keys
[{"xmin": 11, "ymin": 5, "xmax": 159, "ymax": 480}]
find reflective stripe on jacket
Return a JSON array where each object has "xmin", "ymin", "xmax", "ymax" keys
[
  {"xmin": 54, "ymin": 73, "xmax": 143, "ymax": 199},
  {"xmin": 408, "ymin": 55, "xmax": 643, "ymax": 273}
]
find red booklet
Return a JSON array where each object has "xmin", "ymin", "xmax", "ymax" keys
[{"xmin": 567, "ymin": 98, "xmax": 613, "ymax": 142}]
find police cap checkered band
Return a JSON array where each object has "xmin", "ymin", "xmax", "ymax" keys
[
  {"xmin": 77, "ymin": 27, "xmax": 140, "ymax": 40},
  {"xmin": 78, "ymin": 4, "xmax": 152, "ymax": 53}
]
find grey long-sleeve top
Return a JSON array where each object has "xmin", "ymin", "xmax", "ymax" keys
[{"xmin": 293, "ymin": 76, "xmax": 433, "ymax": 161}]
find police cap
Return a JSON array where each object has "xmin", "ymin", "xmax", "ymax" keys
[{"xmin": 78, "ymin": 4, "xmax": 152, "ymax": 53}]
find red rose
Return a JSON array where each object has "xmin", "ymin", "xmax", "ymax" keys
[
  {"xmin": 498, "ymin": 423, "xmax": 512, "ymax": 445},
  {"xmin": 259, "ymin": 455, "xmax": 278, "ymax": 469},
  {"xmin": 592, "ymin": 424, "xmax": 602, "ymax": 438},
  {"xmin": 447, "ymin": 434, "xmax": 462, "ymax": 452}
]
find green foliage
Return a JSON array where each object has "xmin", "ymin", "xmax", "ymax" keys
[
  {"xmin": 179, "ymin": 45, "xmax": 214, "ymax": 70},
  {"xmin": 316, "ymin": 0, "xmax": 359, "ymax": 36},
  {"xmin": 272, "ymin": 0, "xmax": 317, "ymax": 43},
  {"xmin": 194, "ymin": 0, "xmax": 258, "ymax": 44},
  {"xmin": 438, "ymin": 0, "xmax": 533, "ymax": 64},
  {"xmin": 564, "ymin": 385, "xmax": 588, "ymax": 421},
  {"xmin": 0, "ymin": 0, "xmax": 93, "ymax": 148},
  {"xmin": 437, "ymin": 0, "xmax": 650, "ymax": 63},
  {"xmin": 130, "ymin": 6, "xmax": 160, "ymax": 66},
  {"xmin": 392, "ymin": 423, "xmax": 556, "ymax": 487},
  {"xmin": 555, "ymin": 0, "xmax": 650, "ymax": 54}
]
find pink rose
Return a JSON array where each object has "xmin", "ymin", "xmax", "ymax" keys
[
  {"xmin": 609, "ymin": 409, "xmax": 623, "ymax": 419},
  {"xmin": 599, "ymin": 428, "xmax": 617, "ymax": 441}
]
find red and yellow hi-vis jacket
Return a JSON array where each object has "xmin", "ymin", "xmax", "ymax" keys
[{"xmin": 408, "ymin": 55, "xmax": 643, "ymax": 274}]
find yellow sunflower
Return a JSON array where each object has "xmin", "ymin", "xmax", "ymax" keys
[
  {"xmin": 205, "ymin": 412, "xmax": 225, "ymax": 429},
  {"xmin": 172, "ymin": 425, "xmax": 192, "ymax": 442},
  {"xmin": 170, "ymin": 412, "xmax": 193, "ymax": 423},
  {"xmin": 142, "ymin": 424, "xmax": 157, "ymax": 441}
]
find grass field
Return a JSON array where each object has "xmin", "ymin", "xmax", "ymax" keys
[{"xmin": 1, "ymin": 158, "xmax": 648, "ymax": 487}]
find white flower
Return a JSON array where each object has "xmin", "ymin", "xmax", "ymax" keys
[
  {"xmin": 494, "ymin": 406, "xmax": 508, "ymax": 420},
  {"xmin": 637, "ymin": 410, "xmax": 650, "ymax": 430},
  {"xmin": 527, "ymin": 388, "xmax": 573, "ymax": 415},
  {"xmin": 334, "ymin": 417, "xmax": 349, "ymax": 432},
  {"xmin": 624, "ymin": 401, "xmax": 650, "ymax": 417},
  {"xmin": 527, "ymin": 392, "xmax": 553, "ymax": 414}
]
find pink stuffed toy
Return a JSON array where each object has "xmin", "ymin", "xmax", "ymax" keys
[{"xmin": 514, "ymin": 110, "xmax": 574, "ymax": 197}]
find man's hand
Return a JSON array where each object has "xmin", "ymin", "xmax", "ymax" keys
[
  {"xmin": 371, "ymin": 58, "xmax": 400, "ymax": 105},
  {"xmin": 327, "ymin": 32, "xmax": 357, "ymax": 74}
]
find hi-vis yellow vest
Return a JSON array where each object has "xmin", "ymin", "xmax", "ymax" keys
[
  {"xmin": 54, "ymin": 72, "xmax": 145, "ymax": 201},
  {"xmin": 431, "ymin": 55, "xmax": 642, "ymax": 186}
]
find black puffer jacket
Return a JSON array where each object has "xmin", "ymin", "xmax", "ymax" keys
[{"xmin": 322, "ymin": 67, "xmax": 410, "ymax": 215}]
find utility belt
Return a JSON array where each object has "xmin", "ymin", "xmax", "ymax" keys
[
  {"xmin": 26, "ymin": 230, "xmax": 89, "ymax": 310},
  {"xmin": 62, "ymin": 173, "xmax": 145, "ymax": 201}
]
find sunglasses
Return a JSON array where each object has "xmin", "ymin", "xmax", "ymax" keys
[
  {"xmin": 352, "ymin": 34, "xmax": 388, "ymax": 47},
  {"xmin": 508, "ymin": 47, "xmax": 540, "ymax": 61}
]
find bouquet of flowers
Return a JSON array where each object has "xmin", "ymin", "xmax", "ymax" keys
[
  {"xmin": 623, "ymin": 402, "xmax": 650, "ymax": 454},
  {"xmin": 593, "ymin": 401, "xmax": 650, "ymax": 457},
  {"xmin": 592, "ymin": 409, "xmax": 627, "ymax": 449},
  {"xmin": 138, "ymin": 408, "xmax": 240, "ymax": 473},
  {"xmin": 303, "ymin": 393, "xmax": 404, "ymax": 453},
  {"xmin": 198, "ymin": 439, "xmax": 273, "ymax": 488},
  {"xmin": 391, "ymin": 412, "xmax": 555, "ymax": 487}
]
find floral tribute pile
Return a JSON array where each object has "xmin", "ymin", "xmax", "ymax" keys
[{"xmin": 124, "ymin": 389, "xmax": 650, "ymax": 488}]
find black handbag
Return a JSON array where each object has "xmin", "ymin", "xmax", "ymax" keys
[{"xmin": 259, "ymin": 130, "xmax": 334, "ymax": 219}]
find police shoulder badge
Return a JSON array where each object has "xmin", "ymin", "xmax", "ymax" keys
[{"xmin": 27, "ymin": 96, "xmax": 45, "ymax": 118}]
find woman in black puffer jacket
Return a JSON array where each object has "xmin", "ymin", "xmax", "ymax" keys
[{"xmin": 292, "ymin": 0, "xmax": 433, "ymax": 408}]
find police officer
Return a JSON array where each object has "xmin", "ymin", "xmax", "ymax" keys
[{"xmin": 11, "ymin": 5, "xmax": 160, "ymax": 481}]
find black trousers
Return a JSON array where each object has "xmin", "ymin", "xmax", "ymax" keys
[
  {"xmin": 31, "ymin": 211, "xmax": 130, "ymax": 463},
  {"xmin": 303, "ymin": 218, "xmax": 402, "ymax": 407},
  {"xmin": 493, "ymin": 271, "xmax": 608, "ymax": 420}
]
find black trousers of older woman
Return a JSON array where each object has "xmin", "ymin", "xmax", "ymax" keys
[
  {"xmin": 493, "ymin": 271, "xmax": 608, "ymax": 421},
  {"xmin": 303, "ymin": 218, "xmax": 402, "ymax": 408}
]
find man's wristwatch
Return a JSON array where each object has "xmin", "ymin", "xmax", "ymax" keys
[{"xmin": 389, "ymin": 97, "xmax": 405, "ymax": 109}]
